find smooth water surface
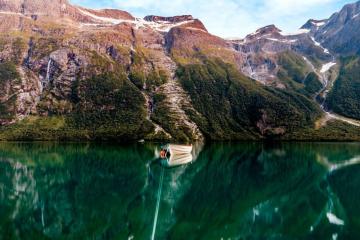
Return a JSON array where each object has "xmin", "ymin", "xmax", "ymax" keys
[{"xmin": 1, "ymin": 142, "xmax": 360, "ymax": 239}]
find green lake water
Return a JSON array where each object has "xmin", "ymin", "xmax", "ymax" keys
[{"xmin": 0, "ymin": 142, "xmax": 360, "ymax": 239}]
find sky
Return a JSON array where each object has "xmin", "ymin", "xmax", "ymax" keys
[{"xmin": 70, "ymin": 0, "xmax": 356, "ymax": 38}]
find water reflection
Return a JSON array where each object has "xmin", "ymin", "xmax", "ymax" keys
[{"xmin": 0, "ymin": 142, "xmax": 360, "ymax": 239}]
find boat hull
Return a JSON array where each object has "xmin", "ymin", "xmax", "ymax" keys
[
  {"xmin": 168, "ymin": 144, "xmax": 193, "ymax": 155},
  {"xmin": 164, "ymin": 153, "xmax": 193, "ymax": 167}
]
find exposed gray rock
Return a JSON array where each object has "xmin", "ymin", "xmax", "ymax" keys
[
  {"xmin": 228, "ymin": 24, "xmax": 331, "ymax": 84},
  {"xmin": 314, "ymin": 1, "xmax": 360, "ymax": 55},
  {"xmin": 0, "ymin": 0, "xmax": 69, "ymax": 16},
  {"xmin": 39, "ymin": 49, "xmax": 83, "ymax": 99}
]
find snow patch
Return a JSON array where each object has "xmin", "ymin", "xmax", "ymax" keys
[
  {"xmin": 326, "ymin": 213, "xmax": 344, "ymax": 226},
  {"xmin": 77, "ymin": 8, "xmax": 124, "ymax": 24},
  {"xmin": 311, "ymin": 37, "xmax": 321, "ymax": 47},
  {"xmin": 0, "ymin": 11, "xmax": 30, "ymax": 18},
  {"xmin": 353, "ymin": 13, "xmax": 359, "ymax": 19},
  {"xmin": 80, "ymin": 23, "xmax": 114, "ymax": 27},
  {"xmin": 282, "ymin": 28, "xmax": 310, "ymax": 36},
  {"xmin": 311, "ymin": 37, "xmax": 330, "ymax": 54},
  {"xmin": 142, "ymin": 19, "xmax": 195, "ymax": 32},
  {"xmin": 78, "ymin": 8, "xmax": 196, "ymax": 33},
  {"xmin": 266, "ymin": 38, "xmax": 297, "ymax": 43},
  {"xmin": 312, "ymin": 20, "xmax": 325, "ymax": 27},
  {"xmin": 184, "ymin": 27, "xmax": 207, "ymax": 33},
  {"xmin": 0, "ymin": 11, "xmax": 22, "ymax": 15},
  {"xmin": 226, "ymin": 37, "xmax": 243, "ymax": 41},
  {"xmin": 320, "ymin": 62, "xmax": 336, "ymax": 73}
]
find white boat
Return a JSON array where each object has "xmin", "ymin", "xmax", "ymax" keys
[{"xmin": 166, "ymin": 144, "xmax": 193, "ymax": 155}]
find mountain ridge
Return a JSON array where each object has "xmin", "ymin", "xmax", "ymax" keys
[{"xmin": 0, "ymin": 0, "xmax": 360, "ymax": 142}]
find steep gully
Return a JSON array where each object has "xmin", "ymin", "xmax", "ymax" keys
[
  {"xmin": 304, "ymin": 40, "xmax": 360, "ymax": 128},
  {"xmin": 129, "ymin": 27, "xmax": 203, "ymax": 140}
]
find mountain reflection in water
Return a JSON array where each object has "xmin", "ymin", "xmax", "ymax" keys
[{"xmin": 0, "ymin": 142, "xmax": 360, "ymax": 239}]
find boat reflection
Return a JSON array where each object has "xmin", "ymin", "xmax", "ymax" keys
[
  {"xmin": 155, "ymin": 142, "xmax": 204, "ymax": 168},
  {"xmin": 161, "ymin": 153, "xmax": 193, "ymax": 168},
  {"xmin": 150, "ymin": 142, "xmax": 204, "ymax": 239}
]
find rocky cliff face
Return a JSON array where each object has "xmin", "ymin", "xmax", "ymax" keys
[
  {"xmin": 301, "ymin": 19, "xmax": 326, "ymax": 33},
  {"xmin": 313, "ymin": 1, "xmax": 360, "ymax": 55},
  {"xmin": 0, "ymin": 0, "xmax": 68, "ymax": 14},
  {"xmin": 0, "ymin": 0, "xmax": 137, "ymax": 26},
  {"xmin": 228, "ymin": 23, "xmax": 331, "ymax": 86},
  {"xmin": 0, "ymin": 0, "xmax": 360, "ymax": 141},
  {"xmin": 0, "ymin": 0, "xmax": 212, "ymax": 141}
]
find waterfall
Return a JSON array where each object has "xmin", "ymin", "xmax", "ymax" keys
[{"xmin": 45, "ymin": 59, "xmax": 52, "ymax": 81}]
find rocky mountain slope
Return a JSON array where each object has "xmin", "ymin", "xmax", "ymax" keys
[
  {"xmin": 313, "ymin": 1, "xmax": 360, "ymax": 55},
  {"xmin": 0, "ymin": 0, "xmax": 360, "ymax": 142}
]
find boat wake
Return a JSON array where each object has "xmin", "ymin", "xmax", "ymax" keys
[{"xmin": 151, "ymin": 167, "xmax": 165, "ymax": 240}]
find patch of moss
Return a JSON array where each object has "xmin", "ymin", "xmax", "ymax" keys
[
  {"xmin": 129, "ymin": 69, "xmax": 146, "ymax": 89},
  {"xmin": 146, "ymin": 69, "xmax": 168, "ymax": 89},
  {"xmin": 12, "ymin": 37, "xmax": 27, "ymax": 64},
  {"xmin": 0, "ymin": 62, "xmax": 20, "ymax": 82},
  {"xmin": 32, "ymin": 37, "xmax": 59, "ymax": 60}
]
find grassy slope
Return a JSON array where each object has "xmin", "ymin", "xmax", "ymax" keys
[
  {"xmin": 0, "ymin": 38, "xmax": 169, "ymax": 141},
  {"xmin": 177, "ymin": 58, "xmax": 322, "ymax": 140},
  {"xmin": 326, "ymin": 56, "xmax": 360, "ymax": 120},
  {"xmin": 277, "ymin": 51, "xmax": 323, "ymax": 97},
  {"xmin": 0, "ymin": 70, "xmax": 155, "ymax": 141},
  {"xmin": 285, "ymin": 120, "xmax": 360, "ymax": 141},
  {"xmin": 278, "ymin": 51, "xmax": 309, "ymax": 84}
]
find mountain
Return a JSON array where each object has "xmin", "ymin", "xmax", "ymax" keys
[
  {"xmin": 306, "ymin": 1, "xmax": 360, "ymax": 120},
  {"xmin": 314, "ymin": 1, "xmax": 360, "ymax": 55},
  {"xmin": 301, "ymin": 19, "xmax": 327, "ymax": 33},
  {"xmin": 0, "ymin": 0, "xmax": 360, "ymax": 142},
  {"xmin": 229, "ymin": 24, "xmax": 330, "ymax": 86}
]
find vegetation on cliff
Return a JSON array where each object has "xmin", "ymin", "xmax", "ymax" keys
[
  {"xmin": 0, "ymin": 62, "xmax": 20, "ymax": 122},
  {"xmin": 327, "ymin": 56, "xmax": 360, "ymax": 120},
  {"xmin": 177, "ymin": 58, "xmax": 322, "ymax": 140}
]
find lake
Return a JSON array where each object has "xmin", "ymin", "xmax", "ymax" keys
[{"xmin": 0, "ymin": 142, "xmax": 360, "ymax": 239}]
